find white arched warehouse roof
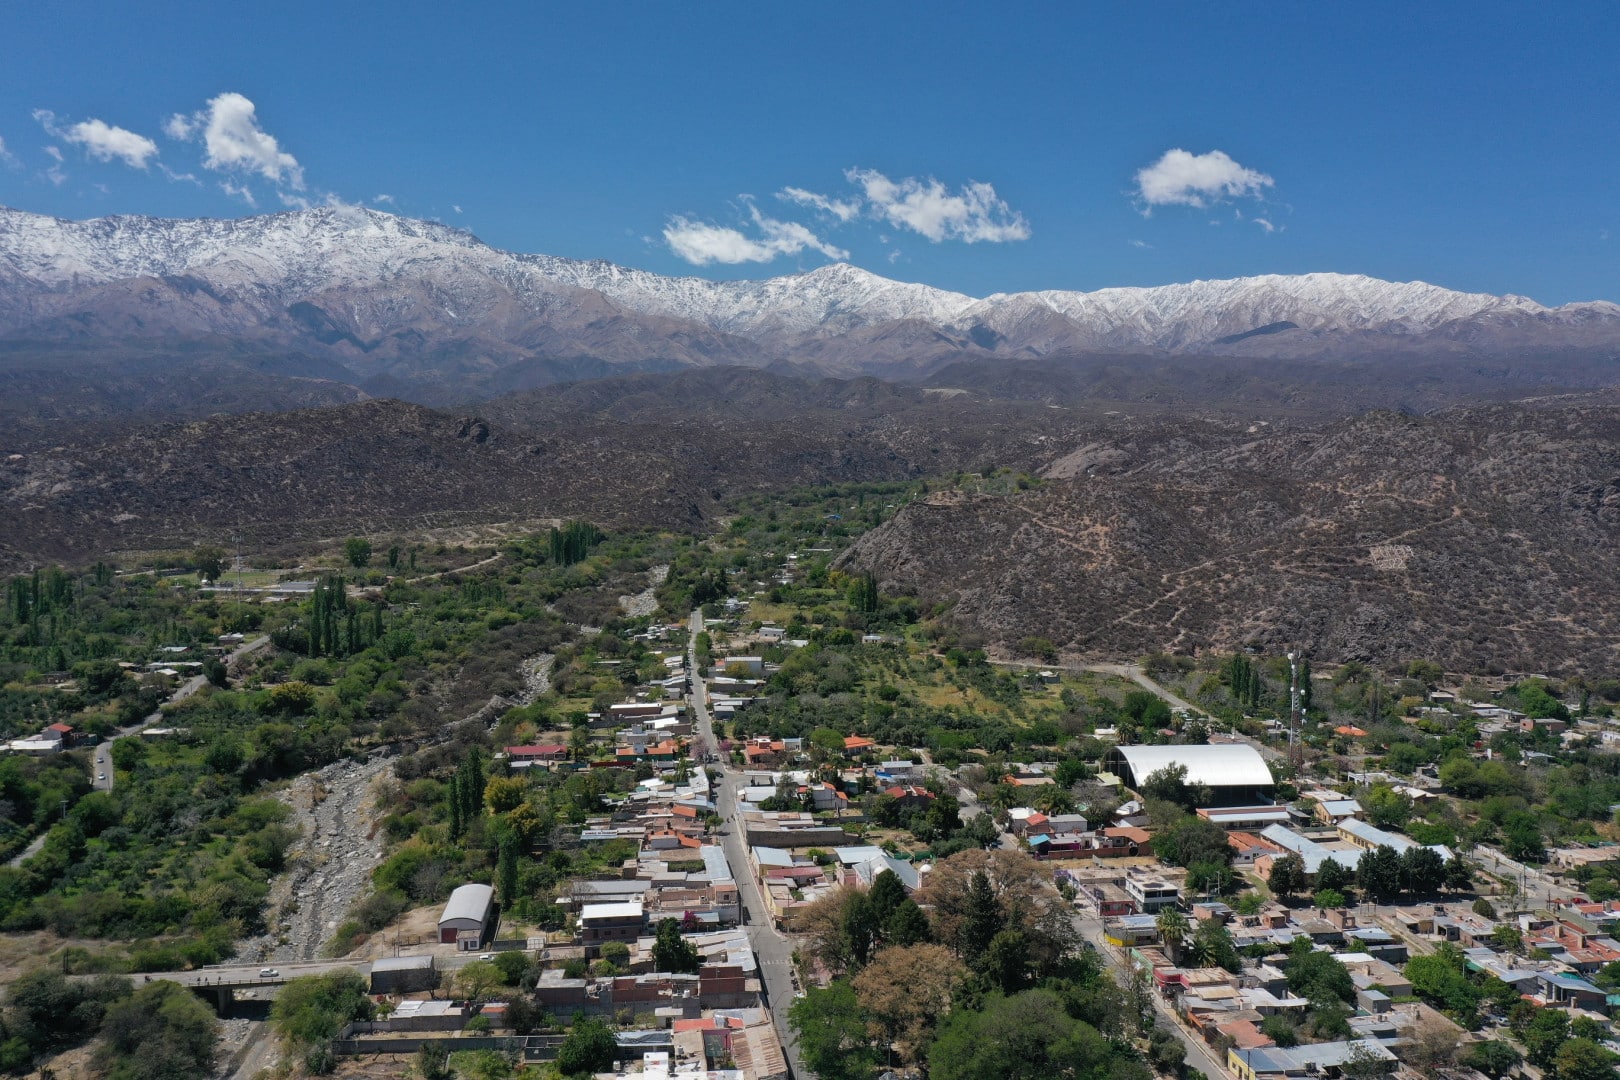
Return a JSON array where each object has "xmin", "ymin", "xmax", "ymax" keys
[{"xmin": 1107, "ymin": 744, "xmax": 1274, "ymax": 790}]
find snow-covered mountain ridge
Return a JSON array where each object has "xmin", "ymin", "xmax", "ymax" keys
[{"xmin": 2, "ymin": 204, "xmax": 1617, "ymax": 361}]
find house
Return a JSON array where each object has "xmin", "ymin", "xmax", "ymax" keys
[
  {"xmin": 438, "ymin": 883, "xmax": 496, "ymax": 949},
  {"xmin": 1126, "ymin": 876, "xmax": 1180, "ymax": 912},
  {"xmin": 1228, "ymin": 1040, "xmax": 1395, "ymax": 1080},
  {"xmin": 841, "ymin": 736, "xmax": 876, "ymax": 757},
  {"xmin": 507, "ymin": 743, "xmax": 569, "ymax": 764},
  {"xmin": 1100, "ymin": 826, "xmax": 1152, "ymax": 856},
  {"xmin": 880, "ymin": 784, "xmax": 934, "ymax": 809},
  {"xmin": 1335, "ymin": 818, "xmax": 1452, "ymax": 861},
  {"xmin": 1197, "ymin": 806, "xmax": 1293, "ymax": 830},
  {"xmin": 370, "ymin": 954, "xmax": 438, "ymax": 995},
  {"xmin": 1089, "ymin": 882, "xmax": 1137, "ymax": 917},
  {"xmin": 579, "ymin": 901, "xmax": 646, "ymax": 944}
]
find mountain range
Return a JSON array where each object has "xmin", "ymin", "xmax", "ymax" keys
[
  {"xmin": 5, "ymin": 204, "xmax": 1620, "ymax": 670},
  {"xmin": 5, "ymin": 205, "xmax": 1620, "ymax": 408}
]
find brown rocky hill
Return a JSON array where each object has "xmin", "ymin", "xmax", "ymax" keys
[
  {"xmin": 839, "ymin": 404, "xmax": 1620, "ymax": 673},
  {"xmin": 0, "ymin": 370, "xmax": 1074, "ymax": 568}
]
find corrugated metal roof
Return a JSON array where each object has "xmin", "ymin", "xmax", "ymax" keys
[
  {"xmin": 439, "ymin": 883, "xmax": 494, "ymax": 926},
  {"xmin": 1109, "ymin": 744, "xmax": 1274, "ymax": 789}
]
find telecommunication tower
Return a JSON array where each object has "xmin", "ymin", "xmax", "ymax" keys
[{"xmin": 1287, "ymin": 648, "xmax": 1305, "ymax": 769}]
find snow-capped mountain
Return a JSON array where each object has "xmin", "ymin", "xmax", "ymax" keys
[{"xmin": 2, "ymin": 204, "xmax": 1617, "ymax": 393}]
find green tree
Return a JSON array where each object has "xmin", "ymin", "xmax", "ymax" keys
[
  {"xmin": 651, "ymin": 918, "xmax": 701, "ymax": 974},
  {"xmin": 928, "ymin": 989, "xmax": 1122, "ymax": 1080},
  {"xmin": 1357, "ymin": 845, "xmax": 1404, "ymax": 903},
  {"xmin": 1553, "ymin": 1038, "xmax": 1620, "ymax": 1080},
  {"xmin": 1156, "ymin": 907, "xmax": 1190, "ymax": 961},
  {"xmin": 1363, "ymin": 785, "xmax": 1413, "ymax": 829},
  {"xmin": 960, "ymin": 869, "xmax": 1001, "ymax": 968},
  {"xmin": 95, "ymin": 980, "xmax": 219, "ymax": 1080},
  {"xmin": 848, "ymin": 570, "xmax": 880, "ymax": 614},
  {"xmin": 789, "ymin": 981, "xmax": 880, "ymax": 1080},
  {"xmin": 343, "ymin": 537, "xmax": 372, "ymax": 569},
  {"xmin": 269, "ymin": 971, "xmax": 372, "ymax": 1062},
  {"xmin": 1459, "ymin": 1040, "xmax": 1520, "ymax": 1078},
  {"xmin": 1154, "ymin": 814, "xmax": 1234, "ymax": 870},
  {"xmin": 1501, "ymin": 811, "xmax": 1545, "ymax": 862},
  {"xmin": 1311, "ymin": 858, "xmax": 1350, "ymax": 896},
  {"xmin": 840, "ymin": 890, "xmax": 881, "ymax": 968},
  {"xmin": 980, "ymin": 928, "xmax": 1032, "ymax": 993},
  {"xmin": 415, "ymin": 1042, "xmax": 452, "ymax": 1080},
  {"xmin": 497, "ymin": 835, "xmax": 520, "ymax": 906},
  {"xmin": 885, "ymin": 899, "xmax": 932, "ymax": 947},
  {"xmin": 1268, "ymin": 853, "xmax": 1305, "ymax": 900},
  {"xmin": 1404, "ymin": 946, "xmax": 1481, "ymax": 1020},
  {"xmin": 1284, "ymin": 938, "xmax": 1354, "ymax": 1004},
  {"xmin": 1520, "ymin": 1008, "xmax": 1570, "ymax": 1071},
  {"xmin": 557, "ymin": 1016, "xmax": 617, "ymax": 1075},
  {"xmin": 866, "ymin": 869, "xmax": 907, "ymax": 927},
  {"xmin": 191, "ymin": 545, "xmax": 226, "ymax": 582},
  {"xmin": 1192, "ymin": 918, "xmax": 1242, "ymax": 973},
  {"xmin": 1400, "ymin": 847, "xmax": 1447, "ymax": 896},
  {"xmin": 1314, "ymin": 888, "xmax": 1347, "ymax": 909}
]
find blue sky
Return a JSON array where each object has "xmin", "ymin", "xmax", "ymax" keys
[{"xmin": 1, "ymin": 2, "xmax": 1616, "ymax": 303}]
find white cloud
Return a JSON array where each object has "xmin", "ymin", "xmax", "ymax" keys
[
  {"xmin": 65, "ymin": 119, "xmax": 158, "ymax": 168},
  {"xmin": 168, "ymin": 92, "xmax": 303, "ymax": 188},
  {"xmin": 34, "ymin": 109, "xmax": 159, "ymax": 169},
  {"xmin": 1253, "ymin": 217, "xmax": 1279, "ymax": 234},
  {"xmin": 452, "ymin": 204, "xmax": 463, "ymax": 215},
  {"xmin": 0, "ymin": 135, "xmax": 14, "ymax": 166},
  {"xmin": 664, "ymin": 200, "xmax": 848, "ymax": 265},
  {"xmin": 41, "ymin": 145, "xmax": 65, "ymax": 186},
  {"xmin": 278, "ymin": 190, "xmax": 310, "ymax": 210},
  {"xmin": 844, "ymin": 168, "xmax": 1030, "ymax": 243},
  {"xmin": 159, "ymin": 163, "xmax": 199, "ymax": 184},
  {"xmin": 777, "ymin": 186, "xmax": 861, "ymax": 222},
  {"xmin": 220, "ymin": 180, "xmax": 257, "ymax": 207},
  {"xmin": 1129, "ymin": 239, "xmax": 1153, "ymax": 249},
  {"xmin": 373, "ymin": 193, "xmax": 395, "ymax": 205},
  {"xmin": 1134, "ymin": 148, "xmax": 1272, "ymax": 211}
]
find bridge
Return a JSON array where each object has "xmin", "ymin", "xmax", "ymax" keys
[{"xmin": 139, "ymin": 958, "xmax": 375, "ymax": 1012}]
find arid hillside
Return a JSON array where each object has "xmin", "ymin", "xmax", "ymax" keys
[{"xmin": 840, "ymin": 404, "xmax": 1620, "ymax": 673}]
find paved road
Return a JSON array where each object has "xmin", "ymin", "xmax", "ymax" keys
[
  {"xmin": 95, "ymin": 634, "xmax": 271, "ymax": 793},
  {"xmin": 9, "ymin": 635, "xmax": 270, "ymax": 869},
  {"xmin": 1471, "ymin": 845, "xmax": 1559, "ymax": 911},
  {"xmin": 1071, "ymin": 905, "xmax": 1232, "ymax": 1080},
  {"xmin": 688, "ymin": 610, "xmax": 809, "ymax": 1080}
]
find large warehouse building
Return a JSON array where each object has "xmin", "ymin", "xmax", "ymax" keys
[
  {"xmin": 438, "ymin": 883, "xmax": 496, "ymax": 949},
  {"xmin": 1103, "ymin": 744, "xmax": 1275, "ymax": 807}
]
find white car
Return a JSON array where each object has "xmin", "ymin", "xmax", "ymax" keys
[
  {"xmin": 259, "ymin": 968, "xmax": 279, "ymax": 978},
  {"xmin": 97, "ymin": 772, "xmax": 106, "ymax": 780}
]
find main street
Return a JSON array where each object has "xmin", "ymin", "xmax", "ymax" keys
[
  {"xmin": 1071, "ymin": 905, "xmax": 1233, "ymax": 1080},
  {"xmin": 687, "ymin": 610, "xmax": 809, "ymax": 1080}
]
